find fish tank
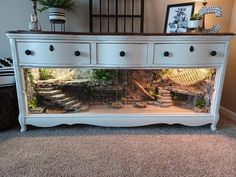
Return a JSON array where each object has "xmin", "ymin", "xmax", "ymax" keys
[{"xmin": 23, "ymin": 68, "xmax": 216, "ymax": 114}]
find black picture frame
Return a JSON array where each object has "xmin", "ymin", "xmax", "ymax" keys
[{"xmin": 164, "ymin": 2, "xmax": 195, "ymax": 33}]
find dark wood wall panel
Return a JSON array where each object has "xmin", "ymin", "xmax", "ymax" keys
[{"xmin": 89, "ymin": 0, "xmax": 144, "ymax": 33}]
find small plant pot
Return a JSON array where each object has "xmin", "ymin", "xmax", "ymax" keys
[
  {"xmin": 188, "ymin": 19, "xmax": 202, "ymax": 29},
  {"xmin": 48, "ymin": 7, "xmax": 66, "ymax": 23}
]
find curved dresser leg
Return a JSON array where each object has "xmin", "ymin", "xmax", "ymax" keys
[
  {"xmin": 211, "ymin": 123, "xmax": 217, "ymax": 131},
  {"xmin": 19, "ymin": 113, "xmax": 26, "ymax": 132},
  {"xmin": 211, "ymin": 113, "xmax": 219, "ymax": 131},
  {"xmin": 20, "ymin": 126, "xmax": 27, "ymax": 133}
]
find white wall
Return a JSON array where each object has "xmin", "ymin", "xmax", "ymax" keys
[
  {"xmin": 0, "ymin": 0, "xmax": 89, "ymax": 58},
  {"xmin": 0, "ymin": 0, "xmax": 234, "ymax": 58}
]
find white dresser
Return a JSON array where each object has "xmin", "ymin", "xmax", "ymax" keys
[{"xmin": 6, "ymin": 31, "xmax": 234, "ymax": 132}]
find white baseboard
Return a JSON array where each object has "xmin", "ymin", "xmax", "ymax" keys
[{"xmin": 220, "ymin": 106, "xmax": 236, "ymax": 122}]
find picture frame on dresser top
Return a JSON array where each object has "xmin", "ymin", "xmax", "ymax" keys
[
  {"xmin": 164, "ymin": 2, "xmax": 195, "ymax": 33},
  {"xmin": 6, "ymin": 31, "xmax": 235, "ymax": 132}
]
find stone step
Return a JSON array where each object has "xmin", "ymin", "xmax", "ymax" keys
[
  {"xmin": 170, "ymin": 87, "xmax": 204, "ymax": 96},
  {"xmin": 158, "ymin": 99, "xmax": 173, "ymax": 103},
  {"xmin": 160, "ymin": 93, "xmax": 171, "ymax": 97},
  {"xmin": 36, "ymin": 83, "xmax": 54, "ymax": 88},
  {"xmin": 155, "ymin": 102, "xmax": 174, "ymax": 108},
  {"xmin": 64, "ymin": 100, "xmax": 77, "ymax": 108},
  {"xmin": 73, "ymin": 104, "xmax": 89, "ymax": 113},
  {"xmin": 70, "ymin": 102, "xmax": 82, "ymax": 109},
  {"xmin": 49, "ymin": 94, "xmax": 67, "ymax": 101},
  {"xmin": 38, "ymin": 90, "xmax": 62, "ymax": 96},
  {"xmin": 111, "ymin": 102, "xmax": 123, "ymax": 109},
  {"xmin": 55, "ymin": 97, "xmax": 75, "ymax": 105},
  {"xmin": 160, "ymin": 103, "xmax": 174, "ymax": 108},
  {"xmin": 78, "ymin": 104, "xmax": 89, "ymax": 112},
  {"xmin": 37, "ymin": 87, "xmax": 54, "ymax": 92},
  {"xmin": 45, "ymin": 107, "xmax": 66, "ymax": 114},
  {"xmin": 159, "ymin": 89, "xmax": 171, "ymax": 94},
  {"xmin": 159, "ymin": 96, "xmax": 172, "ymax": 100},
  {"xmin": 134, "ymin": 102, "xmax": 147, "ymax": 108}
]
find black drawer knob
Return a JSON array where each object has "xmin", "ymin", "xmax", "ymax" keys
[
  {"xmin": 49, "ymin": 45, "xmax": 54, "ymax": 52},
  {"xmin": 210, "ymin": 51, "xmax": 217, "ymax": 56},
  {"xmin": 25, "ymin": 50, "xmax": 32, "ymax": 55},
  {"xmin": 190, "ymin": 46, "xmax": 194, "ymax": 52},
  {"xmin": 74, "ymin": 51, "xmax": 80, "ymax": 56},
  {"xmin": 120, "ymin": 51, "xmax": 125, "ymax": 57},
  {"xmin": 164, "ymin": 51, "xmax": 170, "ymax": 57}
]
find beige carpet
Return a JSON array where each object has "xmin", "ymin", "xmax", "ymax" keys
[{"xmin": 0, "ymin": 117, "xmax": 236, "ymax": 177}]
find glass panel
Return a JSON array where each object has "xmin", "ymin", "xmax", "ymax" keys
[{"xmin": 24, "ymin": 68, "xmax": 216, "ymax": 114}]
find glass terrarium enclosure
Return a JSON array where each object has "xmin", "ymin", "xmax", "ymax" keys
[{"xmin": 24, "ymin": 68, "xmax": 216, "ymax": 115}]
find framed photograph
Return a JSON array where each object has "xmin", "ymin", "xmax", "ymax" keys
[{"xmin": 164, "ymin": 2, "xmax": 195, "ymax": 33}]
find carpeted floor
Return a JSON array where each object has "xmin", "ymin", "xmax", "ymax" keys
[{"xmin": 0, "ymin": 117, "xmax": 236, "ymax": 177}]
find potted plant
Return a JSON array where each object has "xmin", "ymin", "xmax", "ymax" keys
[
  {"xmin": 36, "ymin": 0, "xmax": 74, "ymax": 23},
  {"xmin": 188, "ymin": 14, "xmax": 202, "ymax": 31}
]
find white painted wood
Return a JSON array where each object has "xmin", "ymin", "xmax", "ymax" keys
[
  {"xmin": 25, "ymin": 114, "xmax": 213, "ymax": 128},
  {"xmin": 96, "ymin": 43, "xmax": 148, "ymax": 65},
  {"xmin": 154, "ymin": 43, "xmax": 225, "ymax": 66},
  {"xmin": 147, "ymin": 43, "xmax": 155, "ymax": 65},
  {"xmin": 6, "ymin": 32, "xmax": 234, "ymax": 131},
  {"xmin": 17, "ymin": 42, "xmax": 91, "ymax": 65},
  {"xmin": 210, "ymin": 41, "xmax": 232, "ymax": 130},
  {"xmin": 9, "ymin": 39, "xmax": 27, "ymax": 132},
  {"xmin": 8, "ymin": 33, "xmax": 233, "ymax": 42}
]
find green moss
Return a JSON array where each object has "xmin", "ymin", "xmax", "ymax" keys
[
  {"xmin": 159, "ymin": 69, "xmax": 172, "ymax": 79},
  {"xmin": 29, "ymin": 97, "xmax": 38, "ymax": 110},
  {"xmin": 195, "ymin": 97, "xmax": 206, "ymax": 109},
  {"xmin": 205, "ymin": 69, "xmax": 215, "ymax": 80},
  {"xmin": 172, "ymin": 95, "xmax": 178, "ymax": 102},
  {"xmin": 39, "ymin": 68, "xmax": 55, "ymax": 80},
  {"xmin": 92, "ymin": 69, "xmax": 119, "ymax": 81},
  {"xmin": 148, "ymin": 86, "xmax": 159, "ymax": 98}
]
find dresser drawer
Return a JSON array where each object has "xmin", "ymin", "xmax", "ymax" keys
[
  {"xmin": 17, "ymin": 42, "xmax": 90, "ymax": 65},
  {"xmin": 97, "ymin": 43, "xmax": 147, "ymax": 65},
  {"xmin": 154, "ymin": 43, "xmax": 225, "ymax": 65}
]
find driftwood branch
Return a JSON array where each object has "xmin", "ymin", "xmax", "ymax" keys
[{"xmin": 130, "ymin": 78, "xmax": 156, "ymax": 101}]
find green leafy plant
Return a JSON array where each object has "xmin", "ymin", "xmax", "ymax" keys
[
  {"xmin": 92, "ymin": 69, "xmax": 119, "ymax": 81},
  {"xmin": 159, "ymin": 69, "xmax": 172, "ymax": 79},
  {"xmin": 195, "ymin": 97, "xmax": 206, "ymax": 109},
  {"xmin": 39, "ymin": 68, "xmax": 55, "ymax": 80},
  {"xmin": 172, "ymin": 95, "xmax": 178, "ymax": 103},
  {"xmin": 205, "ymin": 69, "xmax": 215, "ymax": 80},
  {"xmin": 36, "ymin": 0, "xmax": 74, "ymax": 12},
  {"xmin": 148, "ymin": 86, "xmax": 159, "ymax": 98},
  {"xmin": 29, "ymin": 97, "xmax": 38, "ymax": 110},
  {"xmin": 27, "ymin": 69, "xmax": 35, "ymax": 85}
]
